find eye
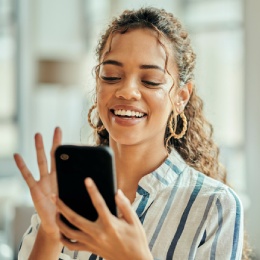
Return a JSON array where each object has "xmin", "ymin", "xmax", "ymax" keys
[
  {"xmin": 142, "ymin": 80, "xmax": 162, "ymax": 88},
  {"xmin": 100, "ymin": 76, "xmax": 121, "ymax": 84}
]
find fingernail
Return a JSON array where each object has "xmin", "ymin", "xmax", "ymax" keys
[
  {"xmin": 117, "ymin": 189, "xmax": 130, "ymax": 204},
  {"xmin": 117, "ymin": 189, "xmax": 124, "ymax": 199},
  {"xmin": 85, "ymin": 177, "xmax": 93, "ymax": 188}
]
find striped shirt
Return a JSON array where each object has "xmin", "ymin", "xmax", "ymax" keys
[{"xmin": 18, "ymin": 149, "xmax": 243, "ymax": 260}]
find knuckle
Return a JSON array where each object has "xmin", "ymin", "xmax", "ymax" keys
[
  {"xmin": 69, "ymin": 215, "xmax": 78, "ymax": 225},
  {"xmin": 20, "ymin": 163, "xmax": 27, "ymax": 172},
  {"xmin": 23, "ymin": 172, "xmax": 32, "ymax": 181},
  {"xmin": 104, "ymin": 219, "xmax": 117, "ymax": 234},
  {"xmin": 38, "ymin": 158, "xmax": 47, "ymax": 166},
  {"xmin": 98, "ymin": 231, "xmax": 107, "ymax": 242}
]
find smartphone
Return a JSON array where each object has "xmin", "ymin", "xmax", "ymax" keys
[{"xmin": 55, "ymin": 145, "xmax": 117, "ymax": 229}]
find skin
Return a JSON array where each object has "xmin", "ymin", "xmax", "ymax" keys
[{"xmin": 14, "ymin": 28, "xmax": 192, "ymax": 259}]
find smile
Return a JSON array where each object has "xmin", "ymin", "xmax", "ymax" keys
[{"xmin": 111, "ymin": 109, "xmax": 146, "ymax": 118}]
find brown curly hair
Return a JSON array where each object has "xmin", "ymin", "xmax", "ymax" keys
[
  {"xmin": 89, "ymin": 7, "xmax": 250, "ymax": 258},
  {"xmin": 93, "ymin": 7, "xmax": 225, "ymax": 181}
]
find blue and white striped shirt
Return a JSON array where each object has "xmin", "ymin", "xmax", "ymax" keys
[{"xmin": 18, "ymin": 149, "xmax": 243, "ymax": 259}]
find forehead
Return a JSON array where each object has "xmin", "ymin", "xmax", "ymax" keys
[{"xmin": 101, "ymin": 28, "xmax": 174, "ymax": 68}]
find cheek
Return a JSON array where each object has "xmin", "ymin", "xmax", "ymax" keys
[
  {"xmin": 96, "ymin": 87, "xmax": 105, "ymax": 109},
  {"xmin": 151, "ymin": 89, "xmax": 173, "ymax": 112},
  {"xmin": 97, "ymin": 85, "xmax": 111, "ymax": 104},
  {"xmin": 96, "ymin": 86, "xmax": 113, "ymax": 121}
]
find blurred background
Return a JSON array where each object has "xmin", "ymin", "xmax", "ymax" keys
[{"xmin": 0, "ymin": 0, "xmax": 259, "ymax": 259}]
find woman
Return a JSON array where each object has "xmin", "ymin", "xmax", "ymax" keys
[{"xmin": 14, "ymin": 7, "xmax": 246, "ymax": 260}]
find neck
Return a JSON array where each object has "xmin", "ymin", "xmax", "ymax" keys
[{"xmin": 109, "ymin": 139, "xmax": 168, "ymax": 202}]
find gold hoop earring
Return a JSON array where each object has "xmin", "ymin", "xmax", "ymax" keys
[
  {"xmin": 168, "ymin": 112, "xmax": 187, "ymax": 139},
  {"xmin": 88, "ymin": 104, "xmax": 105, "ymax": 133}
]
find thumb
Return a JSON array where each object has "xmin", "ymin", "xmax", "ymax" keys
[{"xmin": 115, "ymin": 189, "xmax": 137, "ymax": 224}]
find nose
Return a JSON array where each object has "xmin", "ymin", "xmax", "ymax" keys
[{"xmin": 115, "ymin": 79, "xmax": 141, "ymax": 100}]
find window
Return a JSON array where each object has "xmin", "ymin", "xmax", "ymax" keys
[
  {"xmin": 0, "ymin": 0, "xmax": 18, "ymax": 159},
  {"xmin": 184, "ymin": 0, "xmax": 247, "ymax": 198}
]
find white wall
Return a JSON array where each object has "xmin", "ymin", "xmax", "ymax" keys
[{"xmin": 244, "ymin": 0, "xmax": 260, "ymax": 257}]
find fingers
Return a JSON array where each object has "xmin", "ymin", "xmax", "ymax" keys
[
  {"xmin": 55, "ymin": 196, "xmax": 97, "ymax": 235},
  {"xmin": 13, "ymin": 153, "xmax": 36, "ymax": 189},
  {"xmin": 56, "ymin": 215, "xmax": 91, "ymax": 252},
  {"xmin": 56, "ymin": 212, "xmax": 92, "ymax": 246},
  {"xmin": 85, "ymin": 178, "xmax": 111, "ymax": 223},
  {"xmin": 50, "ymin": 127, "xmax": 62, "ymax": 173},
  {"xmin": 85, "ymin": 178, "xmax": 136, "ymax": 225},
  {"xmin": 55, "ymin": 195, "xmax": 106, "ymax": 254},
  {"xmin": 115, "ymin": 189, "xmax": 138, "ymax": 225},
  {"xmin": 35, "ymin": 133, "xmax": 48, "ymax": 177},
  {"xmin": 35, "ymin": 127, "xmax": 62, "ymax": 176},
  {"xmin": 14, "ymin": 127, "xmax": 62, "ymax": 186}
]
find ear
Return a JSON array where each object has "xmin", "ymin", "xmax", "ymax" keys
[{"xmin": 173, "ymin": 82, "xmax": 193, "ymax": 114}]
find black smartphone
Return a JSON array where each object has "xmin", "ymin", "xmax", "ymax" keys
[{"xmin": 55, "ymin": 145, "xmax": 117, "ymax": 229}]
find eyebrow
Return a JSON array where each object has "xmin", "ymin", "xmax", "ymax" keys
[
  {"xmin": 139, "ymin": 64, "xmax": 164, "ymax": 72},
  {"xmin": 102, "ymin": 60, "xmax": 123, "ymax": 66},
  {"xmin": 102, "ymin": 59, "xmax": 164, "ymax": 72}
]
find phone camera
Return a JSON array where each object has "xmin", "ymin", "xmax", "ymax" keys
[{"xmin": 60, "ymin": 154, "xmax": 69, "ymax": 160}]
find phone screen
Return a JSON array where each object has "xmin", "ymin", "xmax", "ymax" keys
[{"xmin": 55, "ymin": 145, "xmax": 117, "ymax": 229}]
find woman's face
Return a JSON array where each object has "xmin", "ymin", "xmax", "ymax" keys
[{"xmin": 97, "ymin": 28, "xmax": 178, "ymax": 147}]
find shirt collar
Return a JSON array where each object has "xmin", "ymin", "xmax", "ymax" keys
[{"xmin": 132, "ymin": 148, "xmax": 188, "ymax": 218}]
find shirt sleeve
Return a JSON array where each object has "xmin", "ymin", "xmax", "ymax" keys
[
  {"xmin": 195, "ymin": 187, "xmax": 244, "ymax": 260},
  {"xmin": 18, "ymin": 213, "xmax": 73, "ymax": 260}
]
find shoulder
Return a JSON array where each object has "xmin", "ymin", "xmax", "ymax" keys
[
  {"xmin": 181, "ymin": 167, "xmax": 244, "ymax": 225},
  {"xmin": 169, "ymin": 150, "xmax": 239, "ymax": 195},
  {"xmin": 168, "ymin": 150, "xmax": 243, "ymax": 212}
]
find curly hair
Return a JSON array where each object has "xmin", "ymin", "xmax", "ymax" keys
[
  {"xmin": 89, "ymin": 7, "xmax": 250, "ymax": 258},
  {"xmin": 93, "ymin": 7, "xmax": 225, "ymax": 182}
]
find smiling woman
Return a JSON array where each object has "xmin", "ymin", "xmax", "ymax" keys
[
  {"xmin": 96, "ymin": 28, "xmax": 179, "ymax": 148},
  {"xmin": 15, "ymin": 7, "xmax": 248, "ymax": 260}
]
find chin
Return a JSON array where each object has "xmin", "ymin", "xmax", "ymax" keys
[{"xmin": 110, "ymin": 133, "xmax": 142, "ymax": 146}]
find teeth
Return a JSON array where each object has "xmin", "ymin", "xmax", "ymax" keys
[
  {"xmin": 126, "ymin": 110, "xmax": 131, "ymax": 116},
  {"xmin": 114, "ymin": 109, "xmax": 145, "ymax": 117}
]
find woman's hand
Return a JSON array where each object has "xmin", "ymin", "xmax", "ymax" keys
[
  {"xmin": 55, "ymin": 178, "xmax": 153, "ymax": 260},
  {"xmin": 14, "ymin": 127, "xmax": 62, "ymax": 239}
]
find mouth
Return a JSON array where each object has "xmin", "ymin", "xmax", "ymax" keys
[{"xmin": 110, "ymin": 109, "xmax": 147, "ymax": 118}]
